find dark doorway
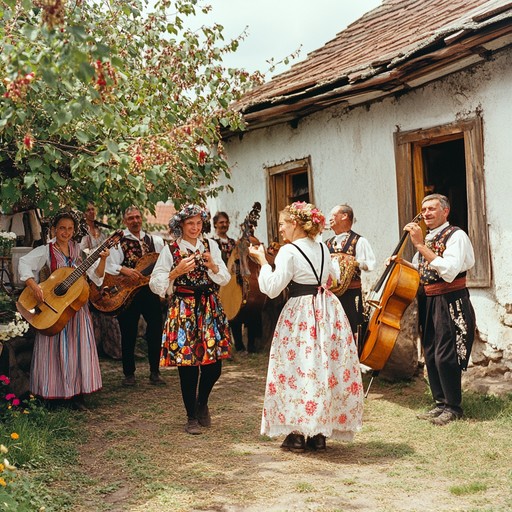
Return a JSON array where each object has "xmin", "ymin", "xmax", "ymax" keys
[{"xmin": 421, "ymin": 138, "xmax": 467, "ymax": 231}]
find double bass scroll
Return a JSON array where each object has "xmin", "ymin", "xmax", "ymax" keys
[{"xmin": 359, "ymin": 213, "xmax": 422, "ymax": 372}]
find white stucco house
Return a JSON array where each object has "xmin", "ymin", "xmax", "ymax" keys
[{"xmin": 207, "ymin": 0, "xmax": 512, "ymax": 391}]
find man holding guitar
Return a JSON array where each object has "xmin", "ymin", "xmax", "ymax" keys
[{"xmin": 106, "ymin": 206, "xmax": 166, "ymax": 387}]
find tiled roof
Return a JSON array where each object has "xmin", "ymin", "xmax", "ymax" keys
[{"xmin": 234, "ymin": 0, "xmax": 512, "ymax": 132}]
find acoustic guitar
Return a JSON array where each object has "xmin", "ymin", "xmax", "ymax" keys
[
  {"xmin": 16, "ymin": 230, "xmax": 124, "ymax": 336},
  {"xmin": 88, "ymin": 251, "xmax": 159, "ymax": 315}
]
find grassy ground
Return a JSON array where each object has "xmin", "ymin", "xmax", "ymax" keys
[{"xmin": 3, "ymin": 350, "xmax": 512, "ymax": 512}]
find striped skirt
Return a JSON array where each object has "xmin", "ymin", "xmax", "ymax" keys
[{"xmin": 30, "ymin": 303, "xmax": 102, "ymax": 399}]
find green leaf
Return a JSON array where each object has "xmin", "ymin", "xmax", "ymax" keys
[
  {"xmin": 51, "ymin": 172, "xmax": 67, "ymax": 186},
  {"xmin": 28, "ymin": 158, "xmax": 43, "ymax": 171},
  {"xmin": 76, "ymin": 131, "xmax": 89, "ymax": 144},
  {"xmin": 106, "ymin": 140, "xmax": 119, "ymax": 155},
  {"xmin": 42, "ymin": 69, "xmax": 57, "ymax": 88},
  {"xmin": 21, "ymin": 24, "xmax": 39, "ymax": 41}
]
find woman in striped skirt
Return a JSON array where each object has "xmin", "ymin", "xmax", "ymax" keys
[{"xmin": 18, "ymin": 212, "xmax": 109, "ymax": 410}]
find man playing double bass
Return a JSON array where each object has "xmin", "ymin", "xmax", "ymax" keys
[
  {"xmin": 404, "ymin": 194, "xmax": 476, "ymax": 426},
  {"xmin": 325, "ymin": 204, "xmax": 376, "ymax": 340}
]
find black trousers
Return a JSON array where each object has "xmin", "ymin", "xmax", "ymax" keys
[
  {"xmin": 336, "ymin": 288, "xmax": 363, "ymax": 339},
  {"xmin": 230, "ymin": 309, "xmax": 262, "ymax": 352},
  {"xmin": 419, "ymin": 288, "xmax": 475, "ymax": 414},
  {"xmin": 178, "ymin": 361, "xmax": 222, "ymax": 419},
  {"xmin": 117, "ymin": 286, "xmax": 163, "ymax": 376}
]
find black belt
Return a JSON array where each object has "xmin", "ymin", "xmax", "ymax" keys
[{"xmin": 288, "ymin": 282, "xmax": 319, "ymax": 298}]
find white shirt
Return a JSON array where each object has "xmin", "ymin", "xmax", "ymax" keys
[
  {"xmin": 258, "ymin": 238, "xmax": 337, "ymax": 300},
  {"xmin": 327, "ymin": 232, "xmax": 376, "ymax": 272},
  {"xmin": 149, "ymin": 237, "xmax": 231, "ymax": 298},
  {"xmin": 412, "ymin": 222, "xmax": 475, "ymax": 283},
  {"xmin": 18, "ymin": 241, "xmax": 105, "ymax": 287},
  {"xmin": 106, "ymin": 229, "xmax": 165, "ymax": 275}
]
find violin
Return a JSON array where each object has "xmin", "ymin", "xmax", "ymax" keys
[{"xmin": 359, "ymin": 213, "xmax": 422, "ymax": 372}]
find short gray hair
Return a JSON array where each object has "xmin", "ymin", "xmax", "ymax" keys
[{"xmin": 422, "ymin": 194, "xmax": 450, "ymax": 210}]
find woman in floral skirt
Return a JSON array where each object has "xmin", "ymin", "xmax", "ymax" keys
[
  {"xmin": 149, "ymin": 204, "xmax": 232, "ymax": 435},
  {"xmin": 249, "ymin": 202, "xmax": 364, "ymax": 451}
]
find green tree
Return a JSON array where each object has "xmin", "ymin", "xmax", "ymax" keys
[{"xmin": 0, "ymin": 0, "xmax": 262, "ymax": 215}]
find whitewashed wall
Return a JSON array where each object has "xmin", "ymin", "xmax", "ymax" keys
[{"xmin": 209, "ymin": 48, "xmax": 512, "ymax": 362}]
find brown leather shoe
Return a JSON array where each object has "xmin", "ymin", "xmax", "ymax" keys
[
  {"xmin": 281, "ymin": 433, "xmax": 306, "ymax": 452},
  {"xmin": 417, "ymin": 406, "xmax": 445, "ymax": 420},
  {"xmin": 306, "ymin": 434, "xmax": 326, "ymax": 451},
  {"xmin": 430, "ymin": 410, "xmax": 462, "ymax": 426},
  {"xmin": 122, "ymin": 375, "xmax": 136, "ymax": 387},
  {"xmin": 196, "ymin": 404, "xmax": 211, "ymax": 427},
  {"xmin": 184, "ymin": 419, "xmax": 202, "ymax": 435},
  {"xmin": 149, "ymin": 371, "xmax": 166, "ymax": 386}
]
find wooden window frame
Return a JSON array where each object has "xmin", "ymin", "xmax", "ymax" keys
[
  {"xmin": 265, "ymin": 157, "xmax": 314, "ymax": 243},
  {"xmin": 394, "ymin": 116, "xmax": 491, "ymax": 287}
]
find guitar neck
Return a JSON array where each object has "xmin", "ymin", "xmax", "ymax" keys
[{"xmin": 58, "ymin": 236, "xmax": 114, "ymax": 292}]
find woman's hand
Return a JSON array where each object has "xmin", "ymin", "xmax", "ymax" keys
[
  {"xmin": 169, "ymin": 254, "xmax": 196, "ymax": 281},
  {"xmin": 248, "ymin": 243, "xmax": 268, "ymax": 266},
  {"xmin": 202, "ymin": 251, "xmax": 219, "ymax": 274}
]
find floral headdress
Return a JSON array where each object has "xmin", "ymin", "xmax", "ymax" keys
[
  {"xmin": 288, "ymin": 201, "xmax": 325, "ymax": 227},
  {"xmin": 168, "ymin": 204, "xmax": 209, "ymax": 238}
]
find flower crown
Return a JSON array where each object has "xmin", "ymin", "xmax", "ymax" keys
[
  {"xmin": 169, "ymin": 204, "xmax": 209, "ymax": 238},
  {"xmin": 288, "ymin": 201, "xmax": 325, "ymax": 226}
]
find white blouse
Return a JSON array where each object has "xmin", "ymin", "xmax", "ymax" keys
[
  {"xmin": 106, "ymin": 229, "xmax": 165, "ymax": 275},
  {"xmin": 258, "ymin": 238, "xmax": 338, "ymax": 300},
  {"xmin": 18, "ymin": 241, "xmax": 105, "ymax": 287},
  {"xmin": 149, "ymin": 237, "xmax": 231, "ymax": 298}
]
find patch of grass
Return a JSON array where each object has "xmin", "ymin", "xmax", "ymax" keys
[
  {"xmin": 449, "ymin": 482, "xmax": 488, "ymax": 496},
  {"xmin": 462, "ymin": 392, "xmax": 512, "ymax": 421},
  {"xmin": 296, "ymin": 481, "xmax": 315, "ymax": 492}
]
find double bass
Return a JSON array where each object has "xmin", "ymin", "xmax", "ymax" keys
[
  {"xmin": 219, "ymin": 202, "xmax": 274, "ymax": 321},
  {"xmin": 359, "ymin": 213, "xmax": 422, "ymax": 372}
]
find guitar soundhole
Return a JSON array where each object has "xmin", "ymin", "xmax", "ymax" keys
[{"xmin": 54, "ymin": 284, "xmax": 68, "ymax": 297}]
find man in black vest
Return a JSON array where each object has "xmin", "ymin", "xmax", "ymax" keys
[
  {"xmin": 326, "ymin": 204, "xmax": 376, "ymax": 340},
  {"xmin": 106, "ymin": 206, "xmax": 166, "ymax": 386},
  {"xmin": 404, "ymin": 194, "xmax": 476, "ymax": 426}
]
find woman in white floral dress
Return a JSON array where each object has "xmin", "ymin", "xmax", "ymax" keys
[{"xmin": 249, "ymin": 202, "xmax": 364, "ymax": 451}]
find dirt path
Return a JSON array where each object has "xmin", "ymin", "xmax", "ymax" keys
[{"xmin": 69, "ymin": 354, "xmax": 511, "ymax": 512}]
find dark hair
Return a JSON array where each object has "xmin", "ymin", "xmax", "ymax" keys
[
  {"xmin": 52, "ymin": 211, "xmax": 78, "ymax": 231},
  {"xmin": 213, "ymin": 211, "xmax": 229, "ymax": 227}
]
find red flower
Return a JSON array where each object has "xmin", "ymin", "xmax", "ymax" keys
[
  {"xmin": 309, "ymin": 326, "xmax": 317, "ymax": 339},
  {"xmin": 349, "ymin": 381, "xmax": 361, "ymax": 395},
  {"xmin": 278, "ymin": 413, "xmax": 286, "ymax": 424},
  {"xmin": 343, "ymin": 369, "xmax": 351, "ymax": 382},
  {"xmin": 268, "ymin": 382, "xmax": 276, "ymax": 395},
  {"xmin": 288, "ymin": 376, "xmax": 297, "ymax": 390},
  {"xmin": 198, "ymin": 150, "xmax": 207, "ymax": 164},
  {"xmin": 23, "ymin": 134, "xmax": 33, "ymax": 150},
  {"xmin": 287, "ymin": 349, "xmax": 296, "ymax": 361},
  {"xmin": 278, "ymin": 373, "xmax": 286, "ymax": 384},
  {"xmin": 305, "ymin": 400, "xmax": 318, "ymax": 416},
  {"xmin": 330, "ymin": 349, "xmax": 339, "ymax": 360},
  {"xmin": 338, "ymin": 414, "xmax": 347, "ymax": 424},
  {"xmin": 328, "ymin": 374, "xmax": 339, "ymax": 389}
]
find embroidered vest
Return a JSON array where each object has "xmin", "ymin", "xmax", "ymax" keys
[
  {"xmin": 120, "ymin": 234, "xmax": 155, "ymax": 269},
  {"xmin": 170, "ymin": 238, "xmax": 218, "ymax": 290},
  {"xmin": 325, "ymin": 230, "xmax": 361, "ymax": 282},
  {"xmin": 418, "ymin": 225, "xmax": 465, "ymax": 285},
  {"xmin": 212, "ymin": 236, "xmax": 236, "ymax": 264}
]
